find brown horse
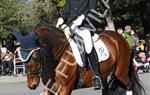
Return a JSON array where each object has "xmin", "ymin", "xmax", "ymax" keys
[{"xmin": 14, "ymin": 24, "xmax": 145, "ymax": 95}]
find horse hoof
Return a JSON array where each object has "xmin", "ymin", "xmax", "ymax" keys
[{"xmin": 94, "ymin": 85, "xmax": 101, "ymax": 90}]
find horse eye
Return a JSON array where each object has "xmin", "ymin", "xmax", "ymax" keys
[{"xmin": 32, "ymin": 57, "xmax": 40, "ymax": 62}]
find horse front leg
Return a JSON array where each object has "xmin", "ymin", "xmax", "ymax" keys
[
  {"xmin": 40, "ymin": 87, "xmax": 72, "ymax": 95},
  {"xmin": 40, "ymin": 75, "xmax": 75, "ymax": 95},
  {"xmin": 40, "ymin": 88, "xmax": 50, "ymax": 95}
]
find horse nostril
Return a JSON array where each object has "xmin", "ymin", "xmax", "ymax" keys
[{"xmin": 30, "ymin": 84, "xmax": 37, "ymax": 90}]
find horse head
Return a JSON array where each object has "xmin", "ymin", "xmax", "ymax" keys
[
  {"xmin": 12, "ymin": 25, "xmax": 66, "ymax": 90},
  {"xmin": 12, "ymin": 29, "xmax": 41, "ymax": 90},
  {"xmin": 22, "ymin": 35, "xmax": 41, "ymax": 89},
  {"xmin": 25, "ymin": 50, "xmax": 41, "ymax": 90}
]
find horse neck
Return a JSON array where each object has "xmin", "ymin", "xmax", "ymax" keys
[
  {"xmin": 37, "ymin": 27, "xmax": 79, "ymax": 87},
  {"xmin": 38, "ymin": 27, "xmax": 67, "ymax": 79},
  {"xmin": 36, "ymin": 26, "xmax": 67, "ymax": 58},
  {"xmin": 43, "ymin": 28, "xmax": 67, "ymax": 60}
]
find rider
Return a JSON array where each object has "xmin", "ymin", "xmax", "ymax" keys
[{"xmin": 56, "ymin": 0, "xmax": 103, "ymax": 90}]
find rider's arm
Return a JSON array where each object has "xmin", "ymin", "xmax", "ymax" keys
[
  {"xmin": 62, "ymin": 0, "xmax": 70, "ymax": 22},
  {"xmin": 89, "ymin": 0, "xmax": 97, "ymax": 12}
]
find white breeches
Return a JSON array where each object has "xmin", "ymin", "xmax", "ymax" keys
[{"xmin": 74, "ymin": 27, "xmax": 93, "ymax": 54}]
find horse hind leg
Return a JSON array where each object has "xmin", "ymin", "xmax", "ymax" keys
[
  {"xmin": 115, "ymin": 59, "xmax": 132, "ymax": 91},
  {"xmin": 115, "ymin": 67, "xmax": 133, "ymax": 95}
]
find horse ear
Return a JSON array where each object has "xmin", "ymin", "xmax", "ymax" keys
[
  {"xmin": 11, "ymin": 28, "xmax": 22, "ymax": 42},
  {"xmin": 32, "ymin": 33, "xmax": 39, "ymax": 40},
  {"xmin": 32, "ymin": 33, "xmax": 39, "ymax": 45}
]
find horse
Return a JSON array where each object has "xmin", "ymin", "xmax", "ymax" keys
[{"xmin": 13, "ymin": 24, "xmax": 145, "ymax": 95}]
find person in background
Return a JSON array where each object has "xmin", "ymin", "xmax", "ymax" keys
[
  {"xmin": 145, "ymin": 33, "xmax": 150, "ymax": 57},
  {"xmin": 5, "ymin": 35, "xmax": 15, "ymax": 52},
  {"xmin": 1, "ymin": 47, "xmax": 14, "ymax": 76},
  {"xmin": 104, "ymin": 26, "xmax": 110, "ymax": 31},
  {"xmin": 130, "ymin": 30, "xmax": 139, "ymax": 47},
  {"xmin": 122, "ymin": 25, "xmax": 133, "ymax": 48},
  {"xmin": 130, "ymin": 30, "xmax": 139, "ymax": 57},
  {"xmin": 117, "ymin": 28, "xmax": 123, "ymax": 35},
  {"xmin": 136, "ymin": 41, "xmax": 145, "ymax": 52},
  {"xmin": 133, "ymin": 52, "xmax": 149, "ymax": 72}
]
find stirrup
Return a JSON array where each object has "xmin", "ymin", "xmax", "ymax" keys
[
  {"xmin": 76, "ymin": 78, "xmax": 84, "ymax": 88},
  {"xmin": 92, "ymin": 76, "xmax": 103, "ymax": 90}
]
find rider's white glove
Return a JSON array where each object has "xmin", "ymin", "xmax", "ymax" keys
[
  {"xmin": 73, "ymin": 14, "xmax": 85, "ymax": 26},
  {"xmin": 70, "ymin": 24, "xmax": 76, "ymax": 31},
  {"xmin": 71, "ymin": 14, "xmax": 85, "ymax": 30},
  {"xmin": 56, "ymin": 17, "xmax": 64, "ymax": 28}
]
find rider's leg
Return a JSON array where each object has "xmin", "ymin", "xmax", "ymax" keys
[
  {"xmin": 2, "ymin": 61, "xmax": 7, "ymax": 75},
  {"xmin": 78, "ymin": 29, "xmax": 103, "ymax": 89},
  {"xmin": 8, "ymin": 61, "xmax": 13, "ymax": 75}
]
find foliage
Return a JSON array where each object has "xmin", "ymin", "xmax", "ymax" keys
[
  {"xmin": 30, "ymin": 0, "xmax": 59, "ymax": 24},
  {"xmin": 0, "ymin": 0, "xmax": 22, "ymax": 38},
  {"xmin": 0, "ymin": 0, "xmax": 149, "ymax": 40},
  {"xmin": 0, "ymin": 0, "xmax": 59, "ymax": 40},
  {"xmin": 51, "ymin": 0, "xmax": 66, "ymax": 15},
  {"xmin": 112, "ymin": 0, "xmax": 150, "ymax": 34}
]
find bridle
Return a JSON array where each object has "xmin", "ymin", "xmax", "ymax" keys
[
  {"xmin": 26, "ymin": 47, "xmax": 45, "ymax": 76},
  {"xmin": 25, "ymin": 28, "xmax": 73, "ymax": 76}
]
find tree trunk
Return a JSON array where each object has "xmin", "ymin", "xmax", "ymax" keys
[{"xmin": 105, "ymin": 10, "xmax": 116, "ymax": 31}]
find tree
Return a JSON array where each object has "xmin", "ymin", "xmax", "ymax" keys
[
  {"xmin": 0, "ymin": 0, "xmax": 149, "ymax": 40},
  {"xmin": 0, "ymin": 0, "xmax": 57, "ymax": 39},
  {"xmin": 112, "ymin": 0, "xmax": 150, "ymax": 38},
  {"xmin": 0, "ymin": 0, "xmax": 23, "ymax": 39},
  {"xmin": 31, "ymin": 0, "xmax": 59, "ymax": 24}
]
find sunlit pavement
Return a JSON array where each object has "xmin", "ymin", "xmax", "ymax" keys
[
  {"xmin": 0, "ymin": 73, "xmax": 149, "ymax": 95},
  {"xmin": 0, "ymin": 74, "xmax": 26, "ymax": 83}
]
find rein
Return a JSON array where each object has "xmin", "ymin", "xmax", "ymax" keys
[
  {"xmin": 55, "ymin": 40, "xmax": 69, "ymax": 60},
  {"xmin": 55, "ymin": 28, "xmax": 75, "ymax": 60}
]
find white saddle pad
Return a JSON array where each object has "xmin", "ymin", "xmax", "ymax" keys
[{"xmin": 61, "ymin": 25, "xmax": 109, "ymax": 67}]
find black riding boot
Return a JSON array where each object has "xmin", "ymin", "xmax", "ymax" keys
[{"xmin": 87, "ymin": 47, "xmax": 103, "ymax": 90}]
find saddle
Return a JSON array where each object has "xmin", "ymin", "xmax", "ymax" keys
[
  {"xmin": 61, "ymin": 25, "xmax": 99, "ymax": 88},
  {"xmin": 61, "ymin": 24, "xmax": 109, "ymax": 67},
  {"xmin": 72, "ymin": 33, "xmax": 88, "ymax": 68}
]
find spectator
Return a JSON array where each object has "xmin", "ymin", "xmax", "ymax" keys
[
  {"xmin": 145, "ymin": 33, "xmax": 150, "ymax": 57},
  {"xmin": 130, "ymin": 30, "xmax": 139, "ymax": 47},
  {"xmin": 1, "ymin": 47, "xmax": 14, "ymax": 76},
  {"xmin": 122, "ymin": 25, "xmax": 133, "ymax": 48},
  {"xmin": 117, "ymin": 28, "xmax": 123, "ymax": 35},
  {"xmin": 136, "ymin": 40, "xmax": 145, "ymax": 52},
  {"xmin": 5, "ymin": 36, "xmax": 15, "ymax": 52},
  {"xmin": 130, "ymin": 30, "xmax": 139, "ymax": 57},
  {"xmin": 104, "ymin": 26, "xmax": 110, "ymax": 31},
  {"xmin": 133, "ymin": 52, "xmax": 149, "ymax": 72}
]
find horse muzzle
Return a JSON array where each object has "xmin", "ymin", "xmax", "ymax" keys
[{"xmin": 28, "ymin": 84, "xmax": 38, "ymax": 90}]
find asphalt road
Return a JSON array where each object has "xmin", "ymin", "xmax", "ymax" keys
[{"xmin": 0, "ymin": 73, "xmax": 149, "ymax": 95}]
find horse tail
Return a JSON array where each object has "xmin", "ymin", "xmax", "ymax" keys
[
  {"xmin": 107, "ymin": 57, "xmax": 146, "ymax": 95},
  {"xmin": 128, "ymin": 57, "xmax": 146, "ymax": 95}
]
